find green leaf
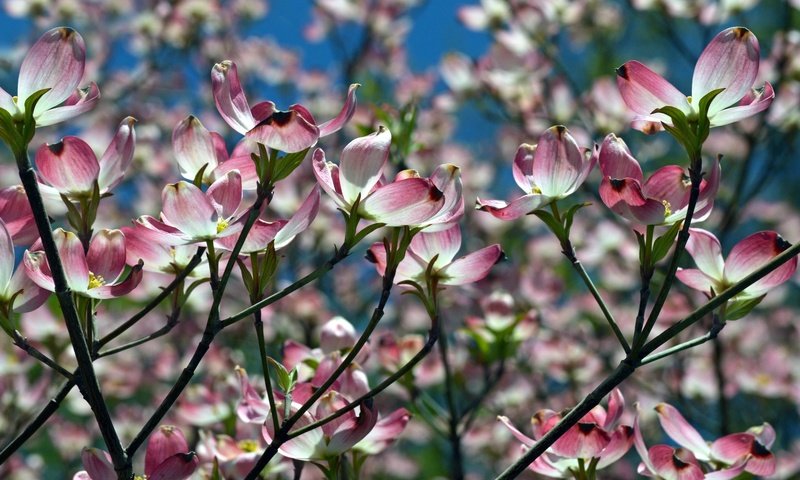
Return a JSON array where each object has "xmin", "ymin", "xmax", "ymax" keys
[
  {"xmin": 652, "ymin": 221, "xmax": 682, "ymax": 264},
  {"xmin": 61, "ymin": 194, "xmax": 83, "ymax": 233},
  {"xmin": 267, "ymin": 356, "xmax": 295, "ymax": 393},
  {"xmin": 272, "ymin": 147, "xmax": 311, "ymax": 182},
  {"xmin": 532, "ymin": 209, "xmax": 566, "ymax": 241},
  {"xmin": 0, "ymin": 108, "xmax": 23, "ymax": 155},
  {"xmin": 723, "ymin": 295, "xmax": 765, "ymax": 321},
  {"xmin": 635, "ymin": 230, "xmax": 646, "ymax": 265},
  {"xmin": 210, "ymin": 458, "xmax": 222, "ymax": 480},
  {"xmin": 696, "ymin": 88, "xmax": 724, "ymax": 143},
  {"xmin": 653, "ymin": 105, "xmax": 697, "ymax": 152},
  {"xmin": 563, "ymin": 202, "xmax": 590, "ymax": 237},
  {"xmin": 192, "ymin": 163, "xmax": 209, "ymax": 187},
  {"xmin": 22, "ymin": 88, "xmax": 50, "ymax": 143}
]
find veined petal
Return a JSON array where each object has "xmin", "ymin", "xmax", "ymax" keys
[
  {"xmin": 216, "ymin": 219, "xmax": 285, "ymax": 253},
  {"xmin": 173, "ymin": 116, "xmax": 220, "ymax": 181},
  {"xmin": 648, "ymin": 445, "xmax": 705, "ymax": 480},
  {"xmin": 710, "ymin": 82, "xmax": 775, "ymax": 127},
  {"xmin": 725, "ymin": 231, "xmax": 796, "ymax": 298},
  {"xmin": 0, "ymin": 221, "xmax": 13, "ymax": 288},
  {"xmin": 145, "ymin": 426, "xmax": 190, "ymax": 477},
  {"xmin": 710, "ymin": 434, "xmax": 775, "ymax": 476},
  {"xmin": 512, "ymin": 143, "xmax": 536, "ymax": 192},
  {"xmin": 642, "ymin": 165, "xmax": 690, "ymax": 213},
  {"xmin": 410, "ymin": 223, "xmax": 462, "ymax": 265},
  {"xmin": 439, "ymin": 244, "xmax": 503, "ymax": 286},
  {"xmin": 80, "ymin": 448, "xmax": 115, "ymax": 480},
  {"xmin": 23, "ymin": 251, "xmax": 55, "ymax": 292},
  {"xmin": 274, "ymin": 186, "xmax": 320, "ymax": 250},
  {"xmin": 312, "ymin": 148, "xmax": 347, "ymax": 208},
  {"xmin": 0, "ymin": 186, "xmax": 37, "ymax": 245},
  {"xmin": 148, "ymin": 453, "xmax": 199, "ymax": 480},
  {"xmin": 119, "ymin": 225, "xmax": 174, "ymax": 271},
  {"xmin": 692, "ymin": 27, "xmax": 760, "ymax": 115},
  {"xmin": 325, "ymin": 401, "xmax": 378, "ymax": 455},
  {"xmin": 206, "ymin": 170, "xmax": 242, "ymax": 220},
  {"xmin": 604, "ymin": 389, "xmax": 625, "ymax": 430},
  {"xmin": 211, "ymin": 61, "xmax": 256, "ymax": 134},
  {"xmin": 235, "ymin": 367, "xmax": 270, "ymax": 424},
  {"xmin": 53, "ymin": 229, "xmax": 90, "ymax": 292},
  {"xmin": 215, "ymin": 153, "xmax": 259, "ymax": 191},
  {"xmin": 86, "ymin": 229, "xmax": 127, "ymax": 282},
  {"xmin": 597, "ymin": 425, "xmax": 635, "ymax": 468},
  {"xmin": 497, "ymin": 416, "xmax": 535, "ymax": 447},
  {"xmin": 599, "ymin": 177, "xmax": 666, "ymax": 225},
  {"xmin": 98, "ymin": 116, "xmax": 136, "ymax": 192},
  {"xmin": 676, "ymin": 268, "xmax": 717, "ymax": 294},
  {"xmin": 19, "ymin": 27, "xmax": 85, "ymax": 113},
  {"xmin": 598, "ymin": 134, "xmax": 644, "ymax": 182},
  {"xmin": 616, "ymin": 61, "xmax": 690, "ymax": 116},
  {"xmin": 354, "ymin": 408, "xmax": 411, "ymax": 455},
  {"xmin": 161, "ymin": 182, "xmax": 218, "ymax": 239},
  {"xmin": 36, "ymin": 137, "xmax": 99, "ymax": 195},
  {"xmin": 318, "ymin": 83, "xmax": 359, "ymax": 137},
  {"xmin": 633, "ymin": 410, "xmax": 657, "ymax": 476},
  {"xmin": 246, "ymin": 107, "xmax": 320, "ymax": 153},
  {"xmin": 339, "ymin": 127, "xmax": 392, "ymax": 205},
  {"xmin": 88, "ymin": 262, "xmax": 142, "ymax": 299},
  {"xmin": 551, "ymin": 421, "xmax": 611, "ymax": 459},
  {"xmin": 428, "ymin": 163, "xmax": 464, "ymax": 225},
  {"xmin": 475, "ymin": 194, "xmax": 548, "ymax": 220},
  {"xmin": 6, "ymin": 267, "xmax": 50, "ymax": 312},
  {"xmin": 654, "ymin": 404, "xmax": 710, "ymax": 460},
  {"xmin": 685, "ymin": 228, "xmax": 724, "ymax": 281},
  {"xmin": 531, "ymin": 126, "xmax": 586, "ymax": 198},
  {"xmin": 35, "ymin": 82, "xmax": 100, "ymax": 127},
  {"xmin": 360, "ymin": 178, "xmax": 444, "ymax": 227}
]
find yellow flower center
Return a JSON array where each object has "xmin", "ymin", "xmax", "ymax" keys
[
  {"xmin": 662, "ymin": 200, "xmax": 672, "ymax": 218},
  {"xmin": 88, "ymin": 272, "xmax": 106, "ymax": 289},
  {"xmin": 532, "ymin": 186, "xmax": 542, "ymax": 195},
  {"xmin": 238, "ymin": 439, "xmax": 260, "ymax": 452},
  {"xmin": 216, "ymin": 218, "xmax": 229, "ymax": 234}
]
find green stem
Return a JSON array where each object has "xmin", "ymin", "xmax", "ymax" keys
[
  {"xmin": 253, "ymin": 307, "xmax": 280, "ymax": 434},
  {"xmin": 10, "ymin": 329, "xmax": 73, "ymax": 378},
  {"xmin": 438, "ymin": 315, "xmax": 465, "ymax": 480},
  {"xmin": 639, "ymin": 317, "xmax": 725, "ymax": 366}
]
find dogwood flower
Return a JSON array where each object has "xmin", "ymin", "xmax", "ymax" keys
[
  {"xmin": 0, "ymin": 220, "xmax": 49, "ymax": 314},
  {"xmin": 212, "ymin": 60, "xmax": 357, "ymax": 152},
  {"xmin": 0, "ymin": 27, "xmax": 99, "ymax": 127},
  {"xmin": 597, "ymin": 133, "xmax": 720, "ymax": 225},
  {"xmin": 617, "ymin": 27, "xmax": 773, "ymax": 133},
  {"xmin": 476, "ymin": 126, "xmax": 594, "ymax": 220}
]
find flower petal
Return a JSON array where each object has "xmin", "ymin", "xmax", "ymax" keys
[
  {"xmin": 206, "ymin": 170, "xmax": 242, "ymax": 220},
  {"xmin": 145, "ymin": 425, "xmax": 190, "ymax": 477},
  {"xmin": 676, "ymin": 268, "xmax": 717, "ymax": 294},
  {"xmin": 427, "ymin": 163, "xmax": 464, "ymax": 226},
  {"xmin": 35, "ymin": 82, "xmax": 100, "ymax": 127},
  {"xmin": 725, "ymin": 231, "xmax": 797, "ymax": 298},
  {"xmin": 598, "ymin": 134, "xmax": 644, "ymax": 182},
  {"xmin": 354, "ymin": 408, "xmax": 411, "ymax": 455},
  {"xmin": 654, "ymin": 403, "xmax": 710, "ymax": 460},
  {"xmin": 530, "ymin": 126, "xmax": 587, "ymax": 198},
  {"xmin": 475, "ymin": 194, "xmax": 548, "ymax": 220},
  {"xmin": 274, "ymin": 186, "xmax": 320, "ymax": 250},
  {"xmin": 312, "ymin": 148, "xmax": 347, "ymax": 208},
  {"xmin": 215, "ymin": 219, "xmax": 285, "ymax": 253},
  {"xmin": 86, "ymin": 229, "xmax": 127, "ymax": 282},
  {"xmin": 172, "ymin": 116, "xmax": 220, "ymax": 182},
  {"xmin": 0, "ymin": 186, "xmax": 37, "ymax": 245},
  {"xmin": 36, "ymin": 137, "xmax": 99, "ymax": 195},
  {"xmin": 148, "ymin": 453, "xmax": 199, "ymax": 480},
  {"xmin": 6, "ymin": 267, "xmax": 50, "ymax": 312},
  {"xmin": 512, "ymin": 143, "xmax": 536, "ymax": 192},
  {"xmin": 211, "ymin": 61, "xmax": 256, "ymax": 134},
  {"xmin": 710, "ymin": 433, "xmax": 775, "ymax": 476},
  {"xmin": 599, "ymin": 177, "xmax": 666, "ymax": 225},
  {"xmin": 88, "ymin": 262, "xmax": 142, "ymax": 299},
  {"xmin": 0, "ymin": 221, "xmax": 14, "ymax": 288},
  {"xmin": 710, "ymin": 82, "xmax": 775, "ymax": 127},
  {"xmin": 318, "ymin": 83, "xmax": 359, "ymax": 137},
  {"xmin": 80, "ymin": 448, "xmax": 115, "ymax": 480},
  {"xmin": 361, "ymin": 178, "xmax": 444, "ymax": 227},
  {"xmin": 497, "ymin": 415, "xmax": 535, "ymax": 447},
  {"xmin": 19, "ymin": 27, "xmax": 85, "ymax": 113},
  {"xmin": 339, "ymin": 127, "xmax": 392, "ymax": 205},
  {"xmin": 684, "ymin": 228, "xmax": 724, "ymax": 281},
  {"xmin": 410, "ymin": 223, "xmax": 462, "ymax": 265},
  {"xmin": 597, "ymin": 425, "xmax": 635, "ymax": 469},
  {"xmin": 246, "ymin": 107, "xmax": 320, "ymax": 153},
  {"xmin": 616, "ymin": 61, "xmax": 690, "ymax": 116},
  {"xmin": 439, "ymin": 244, "xmax": 503, "ymax": 286},
  {"xmin": 97, "ymin": 116, "xmax": 136, "ymax": 192},
  {"xmin": 161, "ymin": 182, "xmax": 218, "ymax": 239},
  {"xmin": 648, "ymin": 445, "xmax": 705, "ymax": 480}
]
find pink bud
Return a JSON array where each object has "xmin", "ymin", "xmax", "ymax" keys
[{"xmin": 319, "ymin": 316, "xmax": 357, "ymax": 353}]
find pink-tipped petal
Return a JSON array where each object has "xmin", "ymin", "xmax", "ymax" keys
[
  {"xmin": 616, "ymin": 61, "xmax": 690, "ymax": 116},
  {"xmin": 35, "ymin": 82, "xmax": 100, "ymax": 127},
  {"xmin": 704, "ymin": 460, "xmax": 749, "ymax": 480},
  {"xmin": 236, "ymin": 367, "xmax": 270, "ymax": 424},
  {"xmin": 642, "ymin": 165, "xmax": 690, "ymax": 214},
  {"xmin": 361, "ymin": 178, "xmax": 444, "ymax": 227},
  {"xmin": 53, "ymin": 229, "xmax": 90, "ymax": 292},
  {"xmin": 246, "ymin": 107, "xmax": 320, "ymax": 153},
  {"xmin": 86, "ymin": 229, "xmax": 127, "ymax": 282},
  {"xmin": 551, "ymin": 421, "xmax": 611, "ymax": 459},
  {"xmin": 19, "ymin": 27, "xmax": 85, "ymax": 113},
  {"xmin": 80, "ymin": 448, "xmax": 115, "ymax": 480},
  {"xmin": 429, "ymin": 163, "xmax": 464, "ymax": 225},
  {"xmin": 274, "ymin": 186, "xmax": 320, "ymax": 250},
  {"xmin": 497, "ymin": 415, "xmax": 535, "ymax": 447},
  {"xmin": 724, "ymin": 231, "xmax": 797, "ymax": 297},
  {"xmin": 326, "ymin": 401, "xmax": 378, "ymax": 455},
  {"xmin": 22, "ymin": 251, "xmax": 55, "ymax": 292},
  {"xmin": 750, "ymin": 423, "xmax": 776, "ymax": 448},
  {"xmin": 604, "ymin": 389, "xmax": 625, "ymax": 430},
  {"xmin": 685, "ymin": 228, "xmax": 725, "ymax": 280},
  {"xmin": 339, "ymin": 127, "xmax": 392, "ymax": 205},
  {"xmin": 655, "ymin": 404, "xmax": 710, "ymax": 460},
  {"xmin": 161, "ymin": 182, "xmax": 218, "ymax": 240},
  {"xmin": 355, "ymin": 408, "xmax": 411, "ymax": 455},
  {"xmin": 148, "ymin": 453, "xmax": 199, "ymax": 480},
  {"xmin": 512, "ymin": 143, "xmax": 536, "ymax": 192},
  {"xmin": 598, "ymin": 134, "xmax": 644, "ymax": 182},
  {"xmin": 312, "ymin": 148, "xmax": 347, "ymax": 208},
  {"xmin": 709, "ymin": 82, "xmax": 774, "ymax": 127},
  {"xmin": 531, "ymin": 126, "xmax": 587, "ymax": 198},
  {"xmin": 410, "ymin": 223, "xmax": 462, "ymax": 265},
  {"xmin": 475, "ymin": 194, "xmax": 548, "ymax": 220},
  {"xmin": 215, "ymin": 219, "xmax": 285, "ymax": 253},
  {"xmin": 211, "ymin": 61, "xmax": 256, "ymax": 134},
  {"xmin": 36, "ymin": 137, "xmax": 99, "ymax": 195},
  {"xmin": 439, "ymin": 244, "xmax": 502, "ymax": 286},
  {"xmin": 145, "ymin": 425, "xmax": 190, "ymax": 477},
  {"xmin": 599, "ymin": 177, "xmax": 666, "ymax": 225},
  {"xmin": 215, "ymin": 153, "xmax": 259, "ymax": 191},
  {"xmin": 648, "ymin": 446, "xmax": 705, "ymax": 480},
  {"xmin": 98, "ymin": 116, "xmax": 136, "ymax": 192},
  {"xmin": 692, "ymin": 27, "xmax": 760, "ymax": 115},
  {"xmin": 173, "ymin": 116, "xmax": 220, "ymax": 181},
  {"xmin": 0, "ymin": 186, "xmax": 37, "ymax": 245},
  {"xmin": 318, "ymin": 83, "xmax": 359, "ymax": 137},
  {"xmin": 6, "ymin": 267, "xmax": 50, "ymax": 312},
  {"xmin": 89, "ymin": 262, "xmax": 142, "ymax": 299},
  {"xmin": 710, "ymin": 434, "xmax": 775, "ymax": 476},
  {"xmin": 633, "ymin": 409, "xmax": 657, "ymax": 475},
  {"xmin": 676, "ymin": 268, "xmax": 717, "ymax": 294},
  {"xmin": 0, "ymin": 221, "xmax": 13, "ymax": 288},
  {"xmin": 597, "ymin": 425, "xmax": 635, "ymax": 468},
  {"xmin": 206, "ymin": 171, "xmax": 242, "ymax": 220}
]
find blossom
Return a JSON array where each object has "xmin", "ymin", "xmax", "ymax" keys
[
  {"xmin": 597, "ymin": 133, "xmax": 720, "ymax": 225},
  {"xmin": 73, "ymin": 425, "xmax": 198, "ymax": 480},
  {"xmin": 617, "ymin": 27, "xmax": 773, "ymax": 133},
  {"xmin": 211, "ymin": 60, "xmax": 358, "ymax": 152},
  {"xmin": 476, "ymin": 126, "xmax": 594, "ymax": 220},
  {"xmin": 0, "ymin": 27, "xmax": 99, "ymax": 127},
  {"xmin": 35, "ymin": 117, "xmax": 136, "ymax": 197},
  {"xmin": 676, "ymin": 228, "xmax": 797, "ymax": 301},
  {"xmin": 498, "ymin": 389, "xmax": 633, "ymax": 478},
  {"xmin": 24, "ymin": 229, "xmax": 142, "ymax": 299},
  {"xmin": 313, "ymin": 127, "xmax": 454, "ymax": 227},
  {"xmin": 366, "ymin": 223, "xmax": 502, "ymax": 286},
  {"xmin": 0, "ymin": 220, "xmax": 49, "ymax": 314},
  {"xmin": 0, "ymin": 186, "xmax": 37, "ymax": 245}
]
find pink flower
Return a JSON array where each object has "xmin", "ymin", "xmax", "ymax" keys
[
  {"xmin": 73, "ymin": 426, "xmax": 198, "ymax": 480},
  {"xmin": 597, "ymin": 133, "xmax": 720, "ymax": 225},
  {"xmin": 367, "ymin": 223, "xmax": 502, "ymax": 286},
  {"xmin": 0, "ymin": 220, "xmax": 49, "ymax": 314},
  {"xmin": 0, "ymin": 27, "xmax": 99, "ymax": 127},
  {"xmin": 617, "ymin": 27, "xmax": 773, "ymax": 133},
  {"xmin": 476, "ymin": 126, "xmax": 594, "ymax": 220},
  {"xmin": 677, "ymin": 228, "xmax": 797, "ymax": 301},
  {"xmin": 313, "ymin": 127, "xmax": 456, "ymax": 227},
  {"xmin": 212, "ymin": 60, "xmax": 358, "ymax": 152},
  {"xmin": 24, "ymin": 229, "xmax": 142, "ymax": 299},
  {"xmin": 35, "ymin": 117, "xmax": 136, "ymax": 197},
  {"xmin": 0, "ymin": 186, "xmax": 37, "ymax": 245},
  {"xmin": 498, "ymin": 389, "xmax": 633, "ymax": 478}
]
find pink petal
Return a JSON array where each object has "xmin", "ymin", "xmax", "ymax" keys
[
  {"xmin": 215, "ymin": 219, "xmax": 285, "ymax": 253},
  {"xmin": 312, "ymin": 148, "xmax": 347, "ymax": 208},
  {"xmin": 710, "ymin": 82, "xmax": 774, "ymax": 127},
  {"xmin": 704, "ymin": 460, "xmax": 749, "ymax": 480},
  {"xmin": 355, "ymin": 408, "xmax": 411, "ymax": 455},
  {"xmin": 597, "ymin": 425, "xmax": 635, "ymax": 468},
  {"xmin": 80, "ymin": 447, "xmax": 115, "ymax": 480},
  {"xmin": 604, "ymin": 389, "xmax": 625, "ymax": 430},
  {"xmin": 475, "ymin": 194, "xmax": 548, "ymax": 220},
  {"xmin": 530, "ymin": 125, "xmax": 587, "ymax": 198},
  {"xmin": 53, "ymin": 228, "xmax": 90, "ymax": 292},
  {"xmin": 648, "ymin": 445, "xmax": 705, "ymax": 480},
  {"xmin": 23, "ymin": 251, "xmax": 55, "ymax": 292},
  {"xmin": 633, "ymin": 410, "xmax": 656, "ymax": 475},
  {"xmin": 529, "ymin": 454, "xmax": 567, "ymax": 478},
  {"xmin": 206, "ymin": 171, "xmax": 242, "ymax": 220},
  {"xmin": 326, "ymin": 401, "xmax": 378, "ymax": 455},
  {"xmin": 235, "ymin": 367, "xmax": 270, "ymax": 424},
  {"xmin": 725, "ymin": 231, "xmax": 797, "ymax": 297},
  {"xmin": 35, "ymin": 82, "xmax": 100, "ymax": 127},
  {"xmin": 97, "ymin": 116, "xmax": 136, "ymax": 192},
  {"xmin": 599, "ymin": 177, "xmax": 666, "ymax": 225},
  {"xmin": 161, "ymin": 182, "xmax": 218, "ymax": 240},
  {"xmin": 173, "ymin": 116, "xmax": 220, "ymax": 181},
  {"xmin": 88, "ymin": 263, "xmax": 142, "ymax": 299},
  {"xmin": 692, "ymin": 27, "xmax": 760, "ymax": 115},
  {"xmin": 550, "ymin": 421, "xmax": 611, "ymax": 459},
  {"xmin": 642, "ymin": 165, "xmax": 689, "ymax": 212},
  {"xmin": 274, "ymin": 186, "xmax": 320, "ymax": 250},
  {"xmin": 148, "ymin": 453, "xmax": 199, "ymax": 480},
  {"xmin": 0, "ymin": 186, "xmax": 37, "ymax": 245},
  {"xmin": 36, "ymin": 137, "xmax": 99, "ymax": 195},
  {"xmin": 19, "ymin": 27, "xmax": 85, "ymax": 113},
  {"xmin": 0, "ymin": 220, "xmax": 13, "ymax": 287},
  {"xmin": 245, "ymin": 107, "xmax": 320, "ymax": 153},
  {"xmin": 360, "ymin": 178, "xmax": 444, "ymax": 227},
  {"xmin": 616, "ymin": 61, "xmax": 690, "ymax": 117},
  {"xmin": 119, "ymin": 225, "xmax": 173, "ymax": 270},
  {"xmin": 86, "ymin": 229, "xmax": 127, "ymax": 282},
  {"xmin": 654, "ymin": 403, "xmax": 710, "ymax": 460},
  {"xmin": 497, "ymin": 415, "xmax": 535, "ymax": 447},
  {"xmin": 211, "ymin": 61, "xmax": 256, "ymax": 134},
  {"xmin": 598, "ymin": 133, "xmax": 644, "ymax": 182},
  {"xmin": 339, "ymin": 127, "xmax": 392, "ymax": 205},
  {"xmin": 145, "ymin": 425, "xmax": 190, "ymax": 476},
  {"xmin": 710, "ymin": 433, "xmax": 775, "ymax": 476},
  {"xmin": 685, "ymin": 228, "xmax": 724, "ymax": 280},
  {"xmin": 676, "ymin": 268, "xmax": 717, "ymax": 294},
  {"xmin": 7, "ymin": 267, "xmax": 50, "ymax": 312},
  {"xmin": 318, "ymin": 83, "xmax": 359, "ymax": 137},
  {"xmin": 512, "ymin": 143, "xmax": 536, "ymax": 192},
  {"xmin": 214, "ymin": 153, "xmax": 259, "ymax": 191},
  {"xmin": 428, "ymin": 163, "xmax": 464, "ymax": 225},
  {"xmin": 750, "ymin": 423, "xmax": 776, "ymax": 448},
  {"xmin": 439, "ymin": 244, "xmax": 502, "ymax": 286},
  {"xmin": 410, "ymin": 223, "xmax": 462, "ymax": 265}
]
